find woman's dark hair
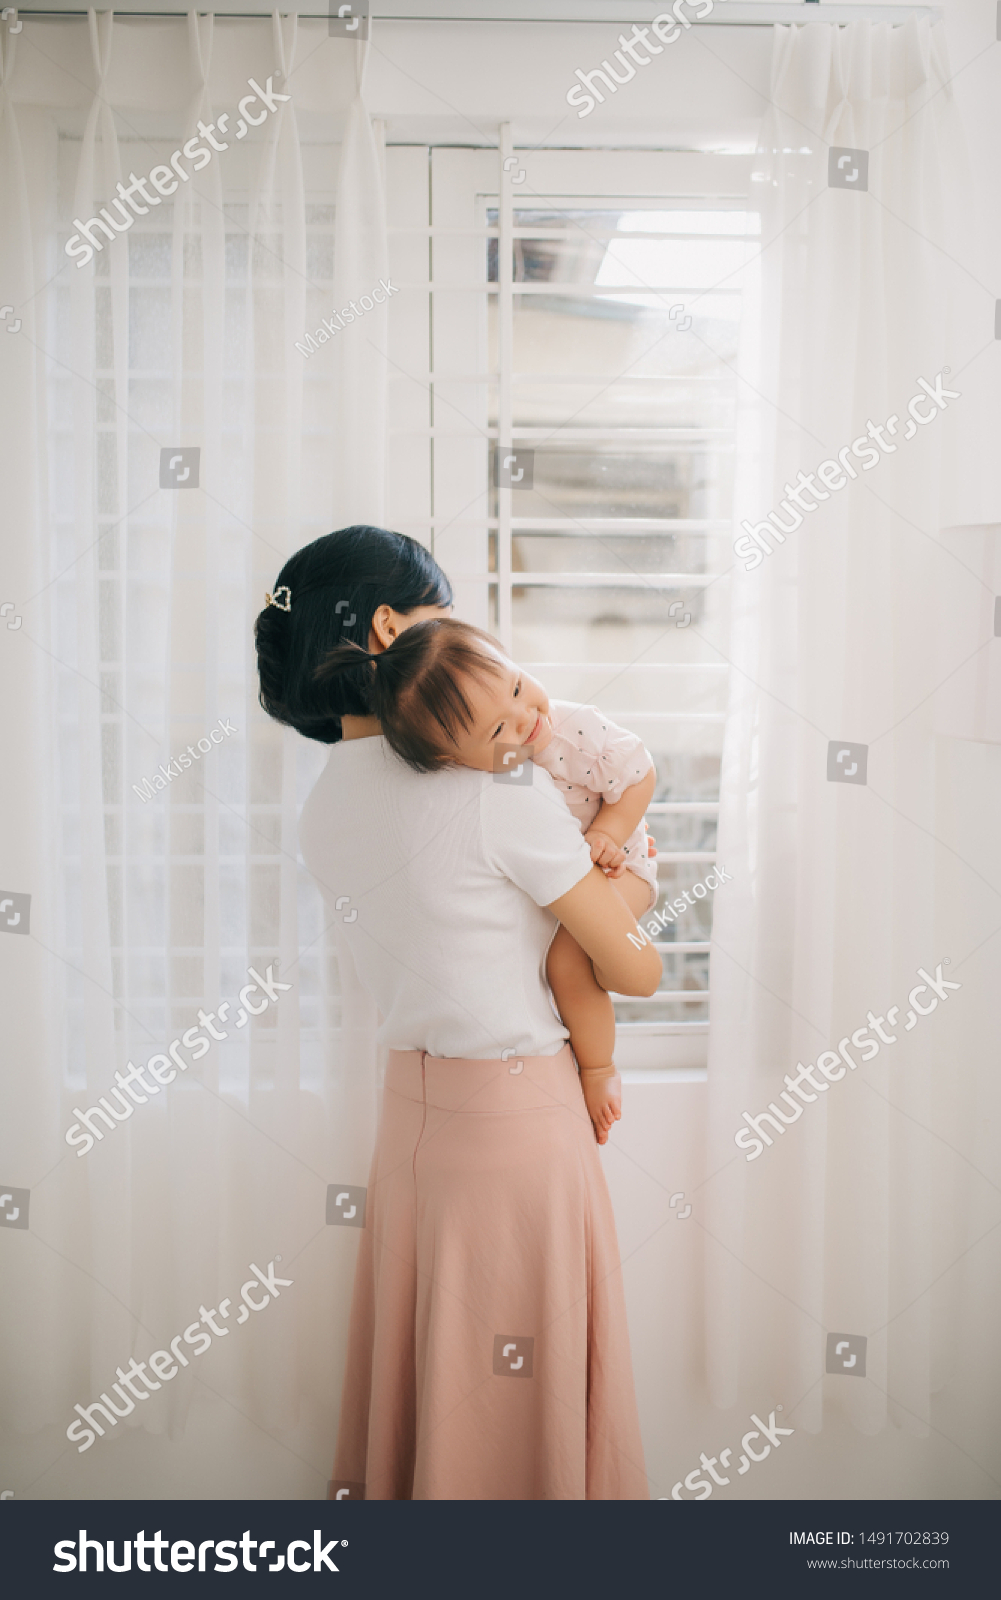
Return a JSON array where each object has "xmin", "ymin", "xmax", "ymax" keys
[
  {"xmin": 315, "ymin": 618, "xmax": 506, "ymax": 773},
  {"xmin": 254, "ymin": 526, "xmax": 453, "ymax": 743}
]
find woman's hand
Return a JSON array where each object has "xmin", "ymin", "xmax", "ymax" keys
[{"xmin": 584, "ymin": 827, "xmax": 627, "ymax": 877}]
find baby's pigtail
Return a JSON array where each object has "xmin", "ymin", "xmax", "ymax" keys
[{"xmin": 314, "ymin": 635, "xmax": 415, "ymax": 730}]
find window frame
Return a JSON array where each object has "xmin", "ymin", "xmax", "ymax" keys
[{"xmin": 386, "ymin": 142, "xmax": 754, "ymax": 1074}]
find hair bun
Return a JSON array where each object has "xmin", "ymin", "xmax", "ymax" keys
[{"xmin": 254, "ymin": 524, "xmax": 453, "ymax": 745}]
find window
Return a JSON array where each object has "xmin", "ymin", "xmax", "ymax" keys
[
  {"xmin": 53, "ymin": 127, "xmax": 751, "ymax": 1081},
  {"xmin": 385, "ymin": 146, "xmax": 755, "ymax": 1071}
]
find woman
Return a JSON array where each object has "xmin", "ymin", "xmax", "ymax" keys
[{"xmin": 256, "ymin": 525, "xmax": 659, "ymax": 1500}]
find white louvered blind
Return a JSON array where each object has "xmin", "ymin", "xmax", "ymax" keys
[{"xmin": 387, "ymin": 146, "xmax": 754, "ymax": 1071}]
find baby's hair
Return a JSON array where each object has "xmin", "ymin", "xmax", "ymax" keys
[{"xmin": 315, "ymin": 617, "xmax": 506, "ymax": 772}]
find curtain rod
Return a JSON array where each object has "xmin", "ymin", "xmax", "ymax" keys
[{"xmin": 13, "ymin": 4, "xmax": 945, "ymax": 24}]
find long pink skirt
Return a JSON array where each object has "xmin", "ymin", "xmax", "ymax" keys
[{"xmin": 329, "ymin": 1045, "xmax": 649, "ymax": 1500}]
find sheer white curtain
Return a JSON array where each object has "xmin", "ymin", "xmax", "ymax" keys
[
  {"xmin": 706, "ymin": 16, "xmax": 1001, "ymax": 1465},
  {"xmin": 0, "ymin": 9, "xmax": 386, "ymax": 1484}
]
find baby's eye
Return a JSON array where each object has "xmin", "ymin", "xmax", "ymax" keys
[
  {"xmin": 491, "ymin": 723, "xmax": 503, "ymax": 740},
  {"xmin": 513, "ymin": 679, "xmax": 521, "ymax": 698}
]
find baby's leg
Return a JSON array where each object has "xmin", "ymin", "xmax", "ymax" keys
[
  {"xmin": 612, "ymin": 868, "xmax": 659, "ymax": 926},
  {"xmin": 547, "ymin": 926, "xmax": 619, "ymax": 1143},
  {"xmin": 547, "ymin": 872, "xmax": 655, "ymax": 1145}
]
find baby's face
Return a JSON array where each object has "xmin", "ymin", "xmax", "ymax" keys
[{"xmin": 447, "ymin": 646, "xmax": 553, "ymax": 774}]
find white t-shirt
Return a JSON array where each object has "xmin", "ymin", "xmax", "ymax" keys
[{"xmin": 298, "ymin": 735, "xmax": 594, "ymax": 1059}]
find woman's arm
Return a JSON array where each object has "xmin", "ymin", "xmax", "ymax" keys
[{"xmin": 546, "ymin": 866, "xmax": 661, "ymax": 996}]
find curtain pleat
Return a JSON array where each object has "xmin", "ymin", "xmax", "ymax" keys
[
  {"xmin": 707, "ymin": 19, "xmax": 999, "ymax": 1464},
  {"xmin": 65, "ymin": 5, "xmax": 139, "ymax": 1411},
  {"xmin": 0, "ymin": 4, "xmax": 63, "ymax": 1436},
  {"xmin": 330, "ymin": 38, "xmax": 389, "ymax": 529},
  {"xmin": 0, "ymin": 13, "xmax": 386, "ymax": 1461}
]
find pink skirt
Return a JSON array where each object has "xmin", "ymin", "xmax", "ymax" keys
[{"xmin": 329, "ymin": 1045, "xmax": 649, "ymax": 1500}]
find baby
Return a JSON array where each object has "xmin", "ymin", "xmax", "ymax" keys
[{"xmin": 320, "ymin": 618, "xmax": 658, "ymax": 1145}]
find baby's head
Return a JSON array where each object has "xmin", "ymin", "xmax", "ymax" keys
[{"xmin": 317, "ymin": 617, "xmax": 552, "ymax": 773}]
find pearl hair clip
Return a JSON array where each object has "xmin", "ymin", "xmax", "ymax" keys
[{"xmin": 265, "ymin": 586, "xmax": 291, "ymax": 611}]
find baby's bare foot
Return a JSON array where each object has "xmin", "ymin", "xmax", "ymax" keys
[{"xmin": 580, "ymin": 1067, "xmax": 622, "ymax": 1145}]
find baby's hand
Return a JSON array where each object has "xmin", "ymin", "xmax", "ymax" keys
[{"xmin": 584, "ymin": 828, "xmax": 627, "ymax": 877}]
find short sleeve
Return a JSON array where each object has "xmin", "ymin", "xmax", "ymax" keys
[
  {"xmin": 480, "ymin": 765, "xmax": 593, "ymax": 906},
  {"xmin": 549, "ymin": 702, "xmax": 654, "ymax": 805}
]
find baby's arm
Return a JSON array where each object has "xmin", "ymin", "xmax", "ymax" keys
[{"xmin": 584, "ymin": 764, "xmax": 657, "ymax": 875}]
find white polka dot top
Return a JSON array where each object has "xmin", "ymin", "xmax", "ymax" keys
[{"xmin": 532, "ymin": 701, "xmax": 656, "ymax": 882}]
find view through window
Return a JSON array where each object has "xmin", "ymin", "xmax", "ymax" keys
[{"xmin": 387, "ymin": 146, "xmax": 757, "ymax": 1070}]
